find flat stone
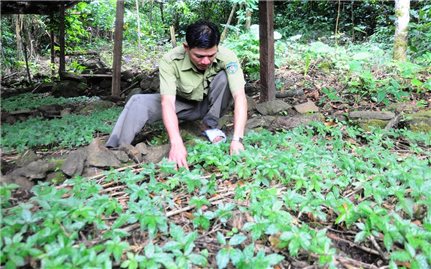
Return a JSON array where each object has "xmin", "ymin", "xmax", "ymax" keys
[
  {"xmin": 0, "ymin": 174, "xmax": 34, "ymax": 191},
  {"xmin": 135, "ymin": 142, "xmax": 149, "ymax": 155},
  {"xmin": 143, "ymin": 144, "xmax": 170, "ymax": 164},
  {"xmin": 13, "ymin": 160, "xmax": 57, "ymax": 180},
  {"xmin": 87, "ymin": 138, "xmax": 121, "ymax": 168},
  {"xmin": 61, "ymin": 148, "xmax": 87, "ymax": 177},
  {"xmin": 293, "ymin": 100, "xmax": 319, "ymax": 114},
  {"xmin": 119, "ymin": 144, "xmax": 143, "ymax": 163},
  {"xmin": 256, "ymin": 100, "xmax": 292, "ymax": 115},
  {"xmin": 113, "ymin": 150, "xmax": 130, "ymax": 163},
  {"xmin": 271, "ymin": 113, "xmax": 324, "ymax": 130},
  {"xmin": 349, "ymin": 111, "xmax": 395, "ymax": 120},
  {"xmin": 82, "ymin": 167, "xmax": 105, "ymax": 178},
  {"xmin": 16, "ymin": 150, "xmax": 38, "ymax": 167},
  {"xmin": 246, "ymin": 116, "xmax": 275, "ymax": 129},
  {"xmin": 246, "ymin": 96, "xmax": 257, "ymax": 112}
]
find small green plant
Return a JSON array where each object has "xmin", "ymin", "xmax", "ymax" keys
[
  {"xmin": 67, "ymin": 59, "xmax": 87, "ymax": 74},
  {"xmin": 320, "ymin": 87, "xmax": 342, "ymax": 103}
]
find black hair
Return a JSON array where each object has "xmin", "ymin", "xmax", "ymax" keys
[{"xmin": 185, "ymin": 21, "xmax": 220, "ymax": 49}]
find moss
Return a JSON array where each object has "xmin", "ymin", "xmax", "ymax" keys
[
  {"xmin": 49, "ymin": 172, "xmax": 67, "ymax": 184},
  {"xmin": 408, "ymin": 110, "xmax": 431, "ymax": 118},
  {"xmin": 408, "ymin": 122, "xmax": 431, "ymax": 133},
  {"xmin": 49, "ymin": 159, "xmax": 65, "ymax": 170},
  {"xmin": 403, "ymin": 109, "xmax": 431, "ymax": 132},
  {"xmin": 356, "ymin": 119, "xmax": 388, "ymax": 131}
]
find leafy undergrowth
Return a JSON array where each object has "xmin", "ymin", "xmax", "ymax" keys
[
  {"xmin": 1, "ymin": 93, "xmax": 97, "ymax": 112},
  {"xmin": 1, "ymin": 123, "xmax": 430, "ymax": 268},
  {"xmin": 1, "ymin": 107, "xmax": 121, "ymax": 153}
]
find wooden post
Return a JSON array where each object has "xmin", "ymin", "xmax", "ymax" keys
[
  {"xmin": 259, "ymin": 0, "xmax": 275, "ymax": 102},
  {"xmin": 59, "ymin": 2, "xmax": 66, "ymax": 78},
  {"xmin": 112, "ymin": 0, "xmax": 125, "ymax": 97}
]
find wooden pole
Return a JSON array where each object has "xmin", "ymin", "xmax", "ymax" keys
[
  {"xmin": 59, "ymin": 2, "xmax": 66, "ymax": 78},
  {"xmin": 112, "ymin": 0, "xmax": 125, "ymax": 97},
  {"xmin": 259, "ymin": 0, "xmax": 275, "ymax": 102}
]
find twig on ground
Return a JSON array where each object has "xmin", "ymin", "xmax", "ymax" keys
[
  {"xmin": 120, "ymin": 80, "xmax": 140, "ymax": 95},
  {"xmin": 369, "ymin": 235, "xmax": 389, "ymax": 261},
  {"xmin": 327, "ymin": 232, "xmax": 381, "ymax": 256},
  {"xmin": 334, "ymin": 255, "xmax": 379, "ymax": 269}
]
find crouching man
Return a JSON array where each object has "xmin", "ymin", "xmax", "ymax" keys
[{"xmin": 106, "ymin": 20, "xmax": 247, "ymax": 169}]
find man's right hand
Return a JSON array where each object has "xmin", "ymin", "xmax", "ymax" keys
[
  {"xmin": 161, "ymin": 95, "xmax": 189, "ymax": 170},
  {"xmin": 168, "ymin": 142, "xmax": 189, "ymax": 170}
]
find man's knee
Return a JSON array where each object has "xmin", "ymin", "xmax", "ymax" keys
[{"xmin": 125, "ymin": 94, "xmax": 160, "ymax": 109}]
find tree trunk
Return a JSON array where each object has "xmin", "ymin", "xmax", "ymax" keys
[
  {"xmin": 112, "ymin": 0, "xmax": 125, "ymax": 97},
  {"xmin": 220, "ymin": 3, "xmax": 237, "ymax": 42},
  {"xmin": 351, "ymin": 0, "xmax": 355, "ymax": 41},
  {"xmin": 135, "ymin": 0, "xmax": 141, "ymax": 49},
  {"xmin": 159, "ymin": 1, "xmax": 165, "ymax": 25},
  {"xmin": 26, "ymin": 20, "xmax": 34, "ymax": 59},
  {"xmin": 259, "ymin": 0, "xmax": 276, "ymax": 102},
  {"xmin": 148, "ymin": 0, "xmax": 153, "ymax": 35},
  {"xmin": 22, "ymin": 34, "xmax": 33, "ymax": 85},
  {"xmin": 59, "ymin": 3, "xmax": 66, "ymax": 77},
  {"xmin": 393, "ymin": 0, "xmax": 410, "ymax": 61},
  {"xmin": 50, "ymin": 14, "xmax": 56, "ymax": 78},
  {"xmin": 170, "ymin": 26, "xmax": 177, "ymax": 48},
  {"xmin": 335, "ymin": 0, "xmax": 341, "ymax": 45},
  {"xmin": 15, "ymin": 14, "xmax": 23, "ymax": 58},
  {"xmin": 245, "ymin": 8, "xmax": 252, "ymax": 30}
]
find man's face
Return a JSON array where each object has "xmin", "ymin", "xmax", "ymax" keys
[{"xmin": 184, "ymin": 44, "xmax": 218, "ymax": 71}]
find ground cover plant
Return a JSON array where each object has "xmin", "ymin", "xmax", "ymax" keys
[
  {"xmin": 1, "ymin": 1, "xmax": 431, "ymax": 268},
  {"xmin": 1, "ymin": 93, "xmax": 121, "ymax": 152},
  {"xmin": 2, "ymin": 123, "xmax": 430, "ymax": 268},
  {"xmin": 1, "ymin": 93, "xmax": 97, "ymax": 112}
]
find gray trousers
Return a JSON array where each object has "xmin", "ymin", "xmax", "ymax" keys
[{"xmin": 106, "ymin": 71, "xmax": 232, "ymax": 148}]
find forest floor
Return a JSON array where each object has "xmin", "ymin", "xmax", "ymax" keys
[{"xmin": 1, "ymin": 46, "xmax": 431, "ymax": 268}]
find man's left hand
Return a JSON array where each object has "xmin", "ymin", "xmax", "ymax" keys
[{"xmin": 230, "ymin": 140, "xmax": 244, "ymax": 155}]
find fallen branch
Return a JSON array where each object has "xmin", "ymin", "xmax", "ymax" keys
[
  {"xmin": 384, "ymin": 114, "xmax": 402, "ymax": 131},
  {"xmin": 335, "ymin": 255, "xmax": 379, "ymax": 269},
  {"xmin": 120, "ymin": 80, "xmax": 140, "ymax": 95},
  {"xmin": 275, "ymin": 89, "xmax": 304, "ymax": 98}
]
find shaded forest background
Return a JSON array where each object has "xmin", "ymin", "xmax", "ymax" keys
[{"xmin": 1, "ymin": 0, "xmax": 430, "ymax": 79}]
